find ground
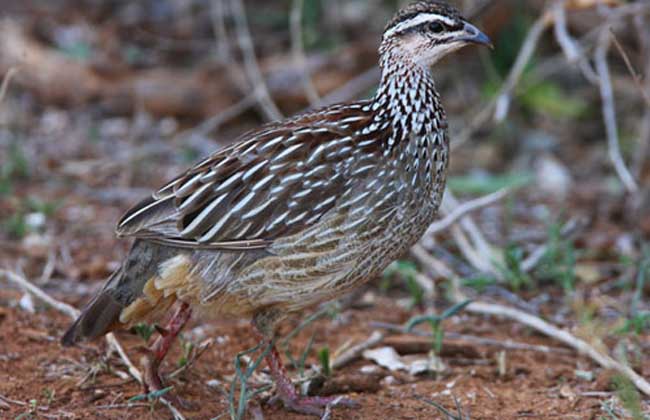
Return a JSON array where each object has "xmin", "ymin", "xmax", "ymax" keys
[{"xmin": 0, "ymin": 287, "xmax": 634, "ymax": 419}]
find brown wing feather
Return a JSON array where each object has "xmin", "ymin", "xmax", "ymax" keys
[{"xmin": 116, "ymin": 103, "xmax": 378, "ymax": 250}]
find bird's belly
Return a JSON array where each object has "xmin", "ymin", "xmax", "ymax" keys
[{"xmin": 227, "ymin": 202, "xmax": 438, "ymax": 313}]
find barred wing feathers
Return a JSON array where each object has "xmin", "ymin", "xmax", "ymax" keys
[{"xmin": 116, "ymin": 105, "xmax": 378, "ymax": 250}]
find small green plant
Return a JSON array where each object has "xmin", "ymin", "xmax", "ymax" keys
[
  {"xmin": 448, "ymin": 172, "xmax": 532, "ymax": 195},
  {"xmin": 617, "ymin": 312, "xmax": 650, "ymax": 336},
  {"xmin": 3, "ymin": 212, "xmax": 27, "ymax": 238},
  {"xmin": 128, "ymin": 386, "xmax": 173, "ymax": 403},
  {"xmin": 611, "ymin": 375, "xmax": 646, "ymax": 420},
  {"xmin": 1, "ymin": 196, "xmax": 60, "ymax": 238},
  {"xmin": 283, "ymin": 332, "xmax": 315, "ymax": 378},
  {"xmin": 405, "ymin": 300, "xmax": 472, "ymax": 354},
  {"xmin": 25, "ymin": 197, "xmax": 60, "ymax": 216},
  {"xmin": 383, "ymin": 260, "xmax": 424, "ymax": 306},
  {"xmin": 128, "ymin": 386, "xmax": 174, "ymax": 413},
  {"xmin": 496, "ymin": 244, "xmax": 532, "ymax": 291},
  {"xmin": 631, "ymin": 247, "xmax": 649, "ymax": 315},
  {"xmin": 15, "ymin": 399, "xmax": 39, "ymax": 420},
  {"xmin": 599, "ymin": 397, "xmax": 624, "ymax": 420},
  {"xmin": 519, "ymin": 80, "xmax": 588, "ymax": 119},
  {"xmin": 279, "ymin": 303, "xmax": 338, "ymax": 378},
  {"xmin": 461, "ymin": 275, "xmax": 497, "ymax": 292},
  {"xmin": 417, "ymin": 395, "xmax": 470, "ymax": 420},
  {"xmin": 178, "ymin": 339, "xmax": 194, "ymax": 368},
  {"xmin": 318, "ymin": 346, "xmax": 331, "ymax": 377},
  {"xmin": 59, "ymin": 41, "xmax": 92, "ymax": 61},
  {"xmin": 0, "ymin": 142, "xmax": 29, "ymax": 196},
  {"xmin": 133, "ymin": 323, "xmax": 155, "ymax": 342},
  {"xmin": 535, "ymin": 222, "xmax": 577, "ymax": 293},
  {"xmin": 181, "ymin": 146, "xmax": 200, "ymax": 164},
  {"xmin": 42, "ymin": 388, "xmax": 56, "ymax": 406},
  {"xmin": 228, "ymin": 342, "xmax": 273, "ymax": 420}
]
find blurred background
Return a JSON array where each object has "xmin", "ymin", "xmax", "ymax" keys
[{"xmin": 0, "ymin": 0, "xmax": 649, "ymax": 419}]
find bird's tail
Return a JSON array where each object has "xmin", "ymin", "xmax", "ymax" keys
[
  {"xmin": 61, "ymin": 240, "xmax": 177, "ymax": 346},
  {"xmin": 61, "ymin": 272, "xmax": 125, "ymax": 346}
]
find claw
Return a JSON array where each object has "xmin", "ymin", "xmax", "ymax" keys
[{"xmin": 252, "ymin": 321, "xmax": 358, "ymax": 416}]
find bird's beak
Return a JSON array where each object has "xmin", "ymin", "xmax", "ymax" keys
[{"xmin": 458, "ymin": 22, "xmax": 493, "ymax": 49}]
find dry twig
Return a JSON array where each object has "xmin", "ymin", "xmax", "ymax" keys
[
  {"xmin": 466, "ymin": 301, "xmax": 650, "ymax": 397},
  {"xmin": 442, "ymin": 190, "xmax": 498, "ymax": 269},
  {"xmin": 633, "ymin": 13, "xmax": 650, "ymax": 177},
  {"xmin": 594, "ymin": 28, "xmax": 639, "ymax": 195},
  {"xmin": 609, "ymin": 28, "xmax": 650, "ymax": 108},
  {"xmin": 0, "ymin": 67, "xmax": 18, "ymax": 105},
  {"xmin": 552, "ymin": 1, "xmax": 599, "ymax": 83},
  {"xmin": 425, "ymin": 188, "xmax": 510, "ymax": 238},
  {"xmin": 411, "ymin": 244, "xmax": 458, "ymax": 280},
  {"xmin": 370, "ymin": 321, "xmax": 572, "ymax": 354},
  {"xmin": 1, "ymin": 269, "xmax": 79, "ymax": 318},
  {"xmin": 230, "ymin": 0, "xmax": 283, "ymax": 121},
  {"xmin": 331, "ymin": 331, "xmax": 384, "ymax": 370},
  {"xmin": 290, "ymin": 0, "xmax": 321, "ymax": 107},
  {"xmin": 454, "ymin": 10, "xmax": 553, "ymax": 149}
]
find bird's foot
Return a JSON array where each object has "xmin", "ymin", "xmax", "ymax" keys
[
  {"xmin": 138, "ymin": 302, "xmax": 194, "ymax": 409},
  {"xmin": 140, "ymin": 353, "xmax": 196, "ymax": 409},
  {"xmin": 266, "ymin": 346, "xmax": 357, "ymax": 415},
  {"xmin": 251, "ymin": 317, "xmax": 358, "ymax": 415}
]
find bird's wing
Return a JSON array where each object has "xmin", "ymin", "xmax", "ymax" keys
[{"xmin": 116, "ymin": 105, "xmax": 381, "ymax": 250}]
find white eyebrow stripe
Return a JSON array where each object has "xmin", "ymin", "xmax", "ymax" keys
[{"xmin": 384, "ymin": 13, "xmax": 457, "ymax": 38}]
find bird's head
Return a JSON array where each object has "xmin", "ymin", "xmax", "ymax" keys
[{"xmin": 381, "ymin": 1, "xmax": 492, "ymax": 67}]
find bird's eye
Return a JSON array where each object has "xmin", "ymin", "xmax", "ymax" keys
[{"xmin": 429, "ymin": 22, "xmax": 444, "ymax": 33}]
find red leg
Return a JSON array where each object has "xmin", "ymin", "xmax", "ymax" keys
[
  {"xmin": 141, "ymin": 302, "xmax": 192, "ymax": 393},
  {"xmin": 251, "ymin": 322, "xmax": 357, "ymax": 415}
]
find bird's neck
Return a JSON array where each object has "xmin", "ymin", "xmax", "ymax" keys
[{"xmin": 372, "ymin": 48, "xmax": 444, "ymax": 143}]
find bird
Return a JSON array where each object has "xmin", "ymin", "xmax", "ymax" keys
[{"xmin": 62, "ymin": 0, "xmax": 491, "ymax": 415}]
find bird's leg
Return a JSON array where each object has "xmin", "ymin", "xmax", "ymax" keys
[
  {"xmin": 141, "ymin": 302, "xmax": 192, "ymax": 394},
  {"xmin": 251, "ymin": 320, "xmax": 357, "ymax": 416}
]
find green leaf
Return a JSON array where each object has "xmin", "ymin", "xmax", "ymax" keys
[
  {"xmin": 520, "ymin": 81, "xmax": 588, "ymax": 119},
  {"xmin": 462, "ymin": 275, "xmax": 498, "ymax": 292},
  {"xmin": 440, "ymin": 300, "xmax": 473, "ymax": 320},
  {"xmin": 612, "ymin": 375, "xmax": 644, "ymax": 420},
  {"xmin": 128, "ymin": 386, "xmax": 173, "ymax": 402},
  {"xmin": 59, "ymin": 42, "xmax": 92, "ymax": 61},
  {"xmin": 497, "ymin": 244, "xmax": 532, "ymax": 291},
  {"xmin": 133, "ymin": 323, "xmax": 155, "ymax": 342},
  {"xmin": 318, "ymin": 347, "xmax": 330, "ymax": 377},
  {"xmin": 448, "ymin": 172, "xmax": 532, "ymax": 195},
  {"xmin": 405, "ymin": 314, "xmax": 440, "ymax": 332}
]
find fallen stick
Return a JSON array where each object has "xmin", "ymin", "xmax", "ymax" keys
[
  {"xmin": 1, "ymin": 269, "xmax": 79, "ymax": 318},
  {"xmin": 369, "ymin": 321, "xmax": 572, "ymax": 355},
  {"xmin": 0, "ymin": 67, "xmax": 18, "ymax": 105},
  {"xmin": 466, "ymin": 300, "xmax": 650, "ymax": 397},
  {"xmin": 424, "ymin": 188, "xmax": 511, "ymax": 237},
  {"xmin": 331, "ymin": 331, "xmax": 384, "ymax": 370}
]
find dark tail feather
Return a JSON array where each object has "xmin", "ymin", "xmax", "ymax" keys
[
  {"xmin": 61, "ymin": 240, "xmax": 176, "ymax": 346},
  {"xmin": 61, "ymin": 276, "xmax": 125, "ymax": 346}
]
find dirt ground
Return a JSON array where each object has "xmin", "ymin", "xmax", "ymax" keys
[{"xmin": 0, "ymin": 285, "xmax": 635, "ymax": 419}]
